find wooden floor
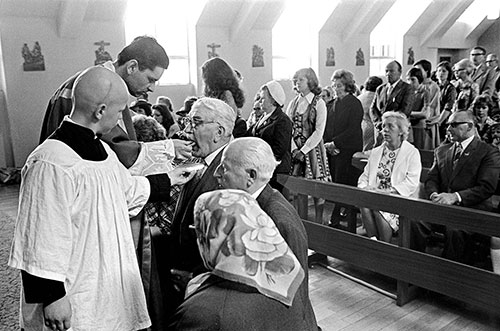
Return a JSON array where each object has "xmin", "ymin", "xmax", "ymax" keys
[{"xmin": 1, "ymin": 184, "xmax": 499, "ymax": 330}]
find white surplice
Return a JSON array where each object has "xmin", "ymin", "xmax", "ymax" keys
[{"xmin": 9, "ymin": 139, "xmax": 151, "ymax": 331}]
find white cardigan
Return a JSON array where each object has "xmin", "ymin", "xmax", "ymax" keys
[{"xmin": 358, "ymin": 140, "xmax": 422, "ymax": 197}]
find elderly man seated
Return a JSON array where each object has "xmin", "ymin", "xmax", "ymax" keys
[{"xmin": 213, "ymin": 137, "xmax": 318, "ymax": 330}]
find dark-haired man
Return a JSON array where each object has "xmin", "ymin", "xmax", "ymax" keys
[{"xmin": 39, "ymin": 36, "xmax": 191, "ymax": 331}]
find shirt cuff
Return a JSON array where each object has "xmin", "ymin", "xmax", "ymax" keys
[
  {"xmin": 21, "ymin": 271, "xmax": 66, "ymax": 307},
  {"xmin": 455, "ymin": 192, "xmax": 462, "ymax": 204},
  {"xmin": 146, "ymin": 174, "xmax": 171, "ymax": 202}
]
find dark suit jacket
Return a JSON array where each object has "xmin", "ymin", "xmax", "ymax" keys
[
  {"xmin": 471, "ymin": 63, "xmax": 497, "ymax": 97},
  {"xmin": 323, "ymin": 93, "xmax": 363, "ymax": 151},
  {"xmin": 248, "ymin": 108, "xmax": 292, "ymax": 175},
  {"xmin": 233, "ymin": 116, "xmax": 247, "ymax": 138},
  {"xmin": 370, "ymin": 80, "xmax": 414, "ymax": 122},
  {"xmin": 425, "ymin": 137, "xmax": 500, "ymax": 210},
  {"xmin": 168, "ymin": 275, "xmax": 317, "ymax": 331},
  {"xmin": 256, "ymin": 185, "xmax": 317, "ymax": 330},
  {"xmin": 169, "ymin": 149, "xmax": 224, "ymax": 272}
]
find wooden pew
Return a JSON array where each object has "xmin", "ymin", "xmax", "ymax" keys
[{"xmin": 277, "ymin": 174, "xmax": 500, "ymax": 313}]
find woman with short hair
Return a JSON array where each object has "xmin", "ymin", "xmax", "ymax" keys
[
  {"xmin": 324, "ymin": 69, "xmax": 364, "ymax": 228},
  {"xmin": 452, "ymin": 59, "xmax": 479, "ymax": 112},
  {"xmin": 358, "ymin": 111, "xmax": 421, "ymax": 242},
  {"xmin": 407, "ymin": 67, "xmax": 430, "ymax": 149},
  {"xmin": 358, "ymin": 76, "xmax": 383, "ymax": 151},
  {"xmin": 472, "ymin": 94, "xmax": 496, "ymax": 143},
  {"xmin": 434, "ymin": 61, "xmax": 457, "ymax": 141}
]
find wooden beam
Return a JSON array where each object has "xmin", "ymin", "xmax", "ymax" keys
[
  {"xmin": 229, "ymin": 1, "xmax": 265, "ymax": 43},
  {"xmin": 277, "ymin": 175, "xmax": 500, "ymax": 237},
  {"xmin": 419, "ymin": 0, "xmax": 474, "ymax": 46},
  {"xmin": 342, "ymin": 0, "xmax": 396, "ymax": 42},
  {"xmin": 57, "ymin": 0, "xmax": 89, "ymax": 38}
]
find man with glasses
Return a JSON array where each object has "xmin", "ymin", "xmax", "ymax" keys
[
  {"xmin": 486, "ymin": 54, "xmax": 500, "ymax": 113},
  {"xmin": 452, "ymin": 59, "xmax": 479, "ymax": 112},
  {"xmin": 470, "ymin": 46, "xmax": 497, "ymax": 97},
  {"xmin": 163, "ymin": 97, "xmax": 236, "ymax": 314},
  {"xmin": 412, "ymin": 111, "xmax": 500, "ymax": 268}
]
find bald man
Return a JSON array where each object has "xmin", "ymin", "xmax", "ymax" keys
[{"xmin": 9, "ymin": 67, "xmax": 195, "ymax": 331}]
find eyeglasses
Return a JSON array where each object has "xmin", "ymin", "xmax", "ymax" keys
[
  {"xmin": 447, "ymin": 121, "xmax": 472, "ymax": 128},
  {"xmin": 184, "ymin": 117, "xmax": 219, "ymax": 130},
  {"xmin": 470, "ymin": 53, "xmax": 484, "ymax": 56},
  {"xmin": 453, "ymin": 68, "xmax": 466, "ymax": 73}
]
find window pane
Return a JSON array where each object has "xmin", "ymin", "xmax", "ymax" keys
[{"xmin": 160, "ymin": 58, "xmax": 189, "ymax": 85}]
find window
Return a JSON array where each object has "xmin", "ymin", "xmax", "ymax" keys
[
  {"xmin": 125, "ymin": 0, "xmax": 206, "ymax": 85},
  {"xmin": 370, "ymin": 0, "xmax": 431, "ymax": 76},
  {"xmin": 272, "ymin": 0, "xmax": 338, "ymax": 80}
]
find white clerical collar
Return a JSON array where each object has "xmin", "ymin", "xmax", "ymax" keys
[{"xmin": 64, "ymin": 116, "xmax": 99, "ymax": 139}]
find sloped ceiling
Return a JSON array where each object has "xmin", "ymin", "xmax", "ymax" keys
[
  {"xmin": 197, "ymin": 0, "xmax": 284, "ymax": 30},
  {"xmin": 405, "ymin": 0, "xmax": 475, "ymax": 46},
  {"xmin": 0, "ymin": 0, "xmax": 127, "ymax": 22},
  {"xmin": 321, "ymin": 0, "xmax": 396, "ymax": 41}
]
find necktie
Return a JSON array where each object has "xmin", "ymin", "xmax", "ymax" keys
[
  {"xmin": 453, "ymin": 143, "xmax": 463, "ymax": 169},
  {"xmin": 387, "ymin": 84, "xmax": 394, "ymax": 98}
]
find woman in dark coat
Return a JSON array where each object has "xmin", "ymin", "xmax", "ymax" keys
[{"xmin": 247, "ymin": 80, "xmax": 292, "ymax": 193}]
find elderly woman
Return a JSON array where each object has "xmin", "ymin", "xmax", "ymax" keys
[
  {"xmin": 452, "ymin": 59, "xmax": 479, "ymax": 112},
  {"xmin": 358, "ymin": 111, "xmax": 421, "ymax": 242},
  {"xmin": 248, "ymin": 80, "xmax": 293, "ymax": 193},
  {"xmin": 286, "ymin": 67, "xmax": 330, "ymax": 223},
  {"xmin": 201, "ymin": 57, "xmax": 247, "ymax": 137},
  {"xmin": 358, "ymin": 76, "xmax": 383, "ymax": 151},
  {"xmin": 324, "ymin": 69, "xmax": 363, "ymax": 228},
  {"xmin": 168, "ymin": 189, "xmax": 315, "ymax": 330}
]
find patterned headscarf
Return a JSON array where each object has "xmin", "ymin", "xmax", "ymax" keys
[{"xmin": 189, "ymin": 189, "xmax": 304, "ymax": 306}]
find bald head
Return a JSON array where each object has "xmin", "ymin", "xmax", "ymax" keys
[{"xmin": 71, "ymin": 66, "xmax": 129, "ymax": 134}]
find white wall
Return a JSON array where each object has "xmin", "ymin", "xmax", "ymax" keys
[
  {"xmin": 0, "ymin": 16, "xmax": 125, "ymax": 166},
  {"xmin": 318, "ymin": 32, "xmax": 371, "ymax": 89},
  {"xmin": 195, "ymin": 26, "xmax": 273, "ymax": 119},
  {"xmin": 478, "ymin": 18, "xmax": 500, "ymax": 57}
]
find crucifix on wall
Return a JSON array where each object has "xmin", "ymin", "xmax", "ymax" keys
[
  {"xmin": 94, "ymin": 40, "xmax": 113, "ymax": 65},
  {"xmin": 207, "ymin": 43, "xmax": 221, "ymax": 59}
]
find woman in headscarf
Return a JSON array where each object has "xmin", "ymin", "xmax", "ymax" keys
[
  {"xmin": 248, "ymin": 80, "xmax": 292, "ymax": 193},
  {"xmin": 168, "ymin": 189, "xmax": 316, "ymax": 331}
]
